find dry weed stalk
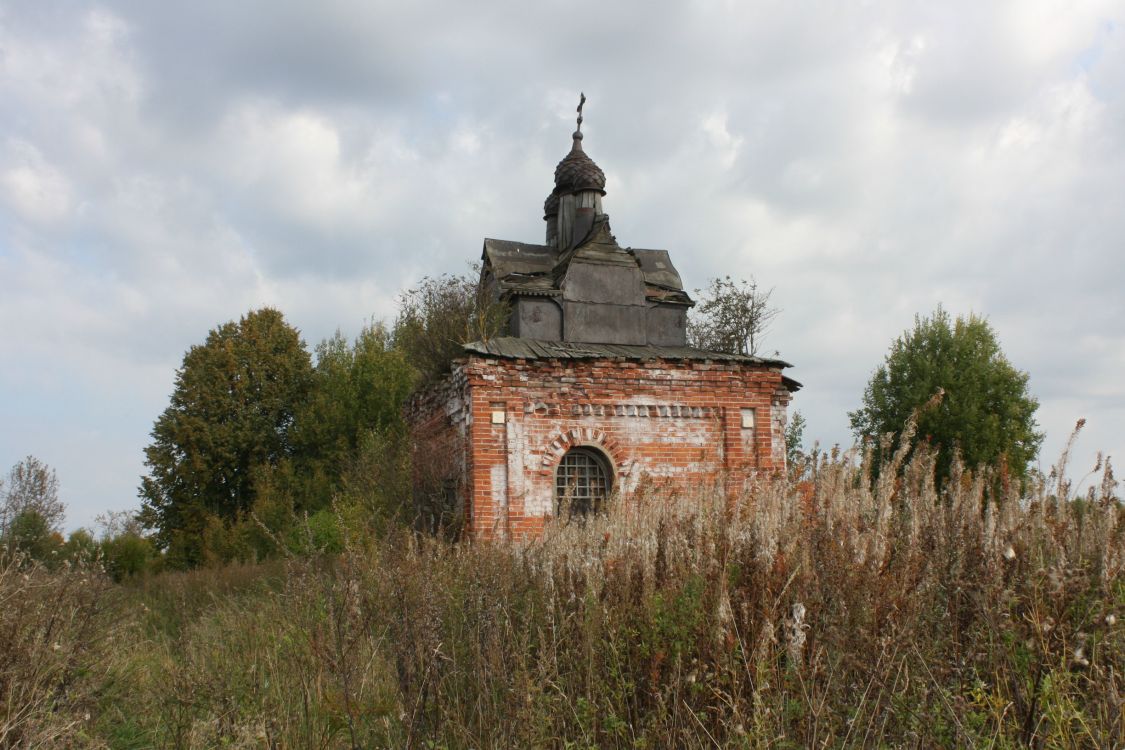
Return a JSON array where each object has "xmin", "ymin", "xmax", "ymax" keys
[
  {"xmin": 0, "ymin": 553, "xmax": 116, "ymax": 749},
  {"xmin": 4, "ymin": 429, "xmax": 1121, "ymax": 748}
]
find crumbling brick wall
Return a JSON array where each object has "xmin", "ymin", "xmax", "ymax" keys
[
  {"xmin": 405, "ymin": 367, "xmax": 471, "ymax": 536},
  {"xmin": 407, "ymin": 355, "xmax": 791, "ymax": 540}
]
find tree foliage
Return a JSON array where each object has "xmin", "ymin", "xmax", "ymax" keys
[
  {"xmin": 392, "ymin": 270, "xmax": 509, "ymax": 383},
  {"xmin": 688, "ymin": 276, "xmax": 780, "ymax": 355},
  {"xmin": 94, "ymin": 510, "xmax": 156, "ymax": 580},
  {"xmin": 265, "ymin": 322, "xmax": 415, "ymax": 516},
  {"xmin": 62, "ymin": 528, "xmax": 99, "ymax": 565},
  {"xmin": 1, "ymin": 457, "xmax": 66, "ymax": 564},
  {"xmin": 139, "ymin": 310, "xmax": 421, "ymax": 568},
  {"xmin": 136, "ymin": 272, "xmax": 513, "ymax": 568},
  {"xmin": 292, "ymin": 323, "xmax": 414, "ymax": 485},
  {"xmin": 1, "ymin": 456, "xmax": 64, "ymax": 536},
  {"xmin": 849, "ymin": 307, "xmax": 1043, "ymax": 484},
  {"xmin": 785, "ymin": 410, "xmax": 808, "ymax": 479},
  {"xmin": 5, "ymin": 510, "xmax": 63, "ymax": 562},
  {"xmin": 139, "ymin": 308, "xmax": 313, "ymax": 566}
]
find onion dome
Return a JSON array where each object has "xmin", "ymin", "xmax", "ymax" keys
[
  {"xmin": 543, "ymin": 191, "xmax": 560, "ymax": 219},
  {"xmin": 553, "ymin": 131, "xmax": 606, "ymax": 196}
]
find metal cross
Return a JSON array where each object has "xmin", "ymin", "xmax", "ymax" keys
[{"xmin": 576, "ymin": 92, "xmax": 586, "ymax": 133}]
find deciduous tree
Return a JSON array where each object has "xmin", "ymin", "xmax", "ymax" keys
[
  {"xmin": 849, "ymin": 307, "xmax": 1042, "ymax": 484},
  {"xmin": 1, "ymin": 456, "xmax": 64, "ymax": 537},
  {"xmin": 688, "ymin": 276, "xmax": 779, "ymax": 356},
  {"xmin": 4, "ymin": 510, "xmax": 63, "ymax": 562},
  {"xmin": 139, "ymin": 308, "xmax": 313, "ymax": 567},
  {"xmin": 393, "ymin": 270, "xmax": 509, "ymax": 383},
  {"xmin": 785, "ymin": 411, "xmax": 808, "ymax": 479},
  {"xmin": 278, "ymin": 322, "xmax": 416, "ymax": 513}
]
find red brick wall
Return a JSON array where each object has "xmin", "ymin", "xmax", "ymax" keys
[{"xmin": 408, "ymin": 355, "xmax": 792, "ymax": 541}]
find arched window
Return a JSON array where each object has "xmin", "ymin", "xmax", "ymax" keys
[{"xmin": 555, "ymin": 447, "xmax": 612, "ymax": 518}]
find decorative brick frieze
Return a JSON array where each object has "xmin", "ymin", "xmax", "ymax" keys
[{"xmin": 523, "ymin": 402, "xmax": 719, "ymax": 419}]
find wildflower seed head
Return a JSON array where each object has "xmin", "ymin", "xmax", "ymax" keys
[
  {"xmin": 1003, "ymin": 545, "xmax": 1016, "ymax": 561},
  {"xmin": 1106, "ymin": 613, "xmax": 1117, "ymax": 627}
]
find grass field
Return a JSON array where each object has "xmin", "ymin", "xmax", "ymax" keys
[{"xmin": 3, "ymin": 436, "xmax": 1122, "ymax": 748}]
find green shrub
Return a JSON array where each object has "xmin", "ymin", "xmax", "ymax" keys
[{"xmin": 101, "ymin": 532, "xmax": 156, "ymax": 581}]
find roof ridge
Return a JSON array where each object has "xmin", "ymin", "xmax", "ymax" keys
[{"xmin": 463, "ymin": 336, "xmax": 793, "ymax": 370}]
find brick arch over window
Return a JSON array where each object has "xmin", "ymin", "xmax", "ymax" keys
[{"xmin": 538, "ymin": 427, "xmax": 631, "ymax": 479}]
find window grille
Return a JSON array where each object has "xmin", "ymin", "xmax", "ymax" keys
[{"xmin": 555, "ymin": 448, "xmax": 612, "ymax": 518}]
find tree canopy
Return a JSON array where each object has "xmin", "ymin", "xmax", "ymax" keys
[
  {"xmin": 138, "ymin": 309, "xmax": 422, "ymax": 567},
  {"xmin": 1, "ymin": 456, "xmax": 63, "ymax": 537},
  {"xmin": 688, "ymin": 276, "xmax": 779, "ymax": 356},
  {"xmin": 280, "ymin": 322, "xmax": 415, "ymax": 513},
  {"xmin": 392, "ymin": 270, "xmax": 509, "ymax": 383},
  {"xmin": 849, "ymin": 307, "xmax": 1043, "ymax": 484},
  {"xmin": 139, "ymin": 308, "xmax": 313, "ymax": 566},
  {"xmin": 1, "ymin": 456, "xmax": 66, "ymax": 563}
]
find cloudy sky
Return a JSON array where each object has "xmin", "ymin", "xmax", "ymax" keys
[{"xmin": 2, "ymin": 0, "xmax": 1122, "ymax": 530}]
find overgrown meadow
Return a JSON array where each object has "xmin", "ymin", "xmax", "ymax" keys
[{"xmin": 3, "ymin": 429, "xmax": 1123, "ymax": 749}]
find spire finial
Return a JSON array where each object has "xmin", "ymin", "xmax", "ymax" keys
[{"xmin": 574, "ymin": 92, "xmax": 586, "ymax": 140}]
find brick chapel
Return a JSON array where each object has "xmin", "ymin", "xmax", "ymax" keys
[{"xmin": 409, "ymin": 100, "xmax": 799, "ymax": 540}]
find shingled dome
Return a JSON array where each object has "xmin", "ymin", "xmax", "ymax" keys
[
  {"xmin": 543, "ymin": 191, "xmax": 560, "ymax": 218},
  {"xmin": 554, "ymin": 133, "xmax": 606, "ymax": 195}
]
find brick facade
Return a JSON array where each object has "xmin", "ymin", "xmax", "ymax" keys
[{"xmin": 409, "ymin": 353, "xmax": 793, "ymax": 541}]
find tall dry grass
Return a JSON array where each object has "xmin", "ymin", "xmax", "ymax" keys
[
  {"xmin": 3, "ymin": 430, "xmax": 1123, "ymax": 748},
  {"xmin": 0, "ymin": 554, "xmax": 117, "ymax": 748}
]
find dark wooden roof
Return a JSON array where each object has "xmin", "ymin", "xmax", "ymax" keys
[
  {"xmin": 482, "ymin": 238, "xmax": 689, "ymax": 300},
  {"xmin": 632, "ymin": 248, "xmax": 683, "ymax": 291},
  {"xmin": 481, "ymin": 239, "xmax": 556, "ymax": 277},
  {"xmin": 464, "ymin": 337, "xmax": 795, "ymax": 370},
  {"xmin": 463, "ymin": 336, "xmax": 803, "ymax": 391}
]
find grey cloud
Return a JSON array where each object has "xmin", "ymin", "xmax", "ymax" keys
[{"xmin": 1, "ymin": 0, "xmax": 1123, "ymax": 526}]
